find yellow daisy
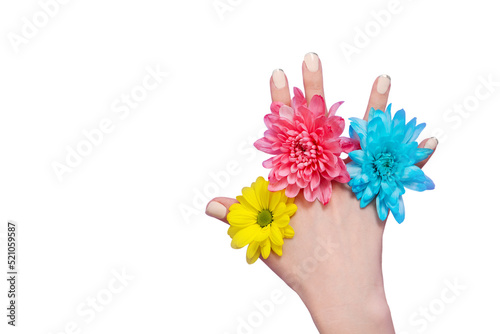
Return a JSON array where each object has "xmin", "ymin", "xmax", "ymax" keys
[{"xmin": 227, "ymin": 176, "xmax": 297, "ymax": 264}]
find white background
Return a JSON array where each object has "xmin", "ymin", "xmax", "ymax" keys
[{"xmin": 1, "ymin": 0, "xmax": 499, "ymax": 333}]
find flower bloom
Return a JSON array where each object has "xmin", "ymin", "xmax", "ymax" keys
[
  {"xmin": 254, "ymin": 88, "xmax": 359, "ymax": 205},
  {"xmin": 227, "ymin": 177, "xmax": 297, "ymax": 264},
  {"xmin": 347, "ymin": 105, "xmax": 435, "ymax": 223}
]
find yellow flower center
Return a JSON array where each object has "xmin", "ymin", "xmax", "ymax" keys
[{"xmin": 257, "ymin": 209, "xmax": 273, "ymax": 227}]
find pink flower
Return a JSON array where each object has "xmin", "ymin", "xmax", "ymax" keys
[{"xmin": 254, "ymin": 88, "xmax": 359, "ymax": 205}]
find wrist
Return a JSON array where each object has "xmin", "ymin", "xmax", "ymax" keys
[{"xmin": 298, "ymin": 282, "xmax": 394, "ymax": 334}]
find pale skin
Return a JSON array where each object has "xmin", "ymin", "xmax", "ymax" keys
[{"xmin": 206, "ymin": 53, "xmax": 437, "ymax": 333}]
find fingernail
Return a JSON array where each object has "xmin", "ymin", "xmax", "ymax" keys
[
  {"xmin": 424, "ymin": 137, "xmax": 438, "ymax": 150},
  {"xmin": 376, "ymin": 74, "xmax": 391, "ymax": 94},
  {"xmin": 205, "ymin": 201, "xmax": 227, "ymax": 219},
  {"xmin": 272, "ymin": 69, "xmax": 286, "ymax": 89},
  {"xmin": 304, "ymin": 52, "xmax": 319, "ymax": 72}
]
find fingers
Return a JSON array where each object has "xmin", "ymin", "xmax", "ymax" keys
[
  {"xmin": 361, "ymin": 75, "xmax": 437, "ymax": 170},
  {"xmin": 416, "ymin": 137, "xmax": 438, "ymax": 169},
  {"xmin": 205, "ymin": 197, "xmax": 238, "ymax": 224},
  {"xmin": 302, "ymin": 52, "xmax": 325, "ymax": 105},
  {"xmin": 363, "ymin": 74, "xmax": 391, "ymax": 120},
  {"xmin": 270, "ymin": 69, "xmax": 291, "ymax": 106},
  {"xmin": 272, "ymin": 52, "xmax": 325, "ymax": 108}
]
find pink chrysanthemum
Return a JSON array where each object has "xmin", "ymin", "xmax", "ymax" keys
[{"xmin": 254, "ymin": 88, "xmax": 359, "ymax": 205}]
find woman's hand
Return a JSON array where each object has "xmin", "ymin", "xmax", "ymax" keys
[{"xmin": 205, "ymin": 53, "xmax": 437, "ymax": 334}]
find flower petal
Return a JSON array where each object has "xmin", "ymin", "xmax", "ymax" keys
[
  {"xmin": 246, "ymin": 246, "xmax": 261, "ymax": 264},
  {"xmin": 391, "ymin": 109, "xmax": 406, "ymax": 140},
  {"xmin": 270, "ymin": 101, "xmax": 283, "ymax": 115},
  {"xmin": 388, "ymin": 196, "xmax": 405, "ymax": 223},
  {"xmin": 403, "ymin": 174, "xmax": 435, "ymax": 192},
  {"xmin": 309, "ymin": 94, "xmax": 326, "ymax": 116},
  {"xmin": 227, "ymin": 225, "xmax": 241, "ymax": 238},
  {"xmin": 272, "ymin": 202, "xmax": 287, "ymax": 217},
  {"xmin": 402, "ymin": 117, "xmax": 417, "ymax": 143},
  {"xmin": 407, "ymin": 122, "xmax": 426, "ymax": 143},
  {"xmin": 376, "ymin": 195, "xmax": 389, "ymax": 221},
  {"xmin": 254, "ymin": 225, "xmax": 270, "ymax": 242},
  {"xmin": 268, "ymin": 177, "xmax": 288, "ymax": 191},
  {"xmin": 226, "ymin": 212, "xmax": 257, "ymax": 227},
  {"xmin": 349, "ymin": 117, "xmax": 368, "ymax": 138},
  {"xmin": 254, "ymin": 177, "xmax": 270, "ymax": 209},
  {"xmin": 360, "ymin": 184, "xmax": 377, "ymax": 208},
  {"xmin": 246, "ymin": 241, "xmax": 260, "ymax": 261},
  {"xmin": 284, "ymin": 203, "xmax": 297, "ymax": 217},
  {"xmin": 241, "ymin": 186, "xmax": 262, "ymax": 211},
  {"xmin": 271, "ymin": 242, "xmax": 283, "ymax": 257},
  {"xmin": 282, "ymin": 225, "xmax": 295, "ymax": 238},
  {"xmin": 279, "ymin": 105, "xmax": 295, "ymax": 121},
  {"xmin": 270, "ymin": 224, "xmax": 284, "ymax": 246},
  {"xmin": 367, "ymin": 116, "xmax": 387, "ymax": 138},
  {"xmin": 292, "ymin": 87, "xmax": 306, "ymax": 109},
  {"xmin": 235, "ymin": 195, "xmax": 259, "ymax": 214},
  {"xmin": 263, "ymin": 157, "xmax": 274, "ymax": 168},
  {"xmin": 254, "ymin": 137, "xmax": 280, "ymax": 154},
  {"xmin": 346, "ymin": 162, "xmax": 362, "ymax": 178},
  {"xmin": 231, "ymin": 224, "xmax": 261, "ymax": 249},
  {"xmin": 261, "ymin": 239, "xmax": 271, "ymax": 259},
  {"xmin": 317, "ymin": 178, "xmax": 333, "ymax": 205},
  {"xmin": 284, "ymin": 183, "xmax": 301, "ymax": 198},
  {"xmin": 401, "ymin": 165, "xmax": 427, "ymax": 183},
  {"xmin": 412, "ymin": 148, "xmax": 433, "ymax": 164},
  {"xmin": 339, "ymin": 137, "xmax": 361, "ymax": 153},
  {"xmin": 268, "ymin": 190, "xmax": 282, "ymax": 211},
  {"xmin": 272, "ymin": 214, "xmax": 290, "ymax": 228},
  {"xmin": 325, "ymin": 115, "xmax": 345, "ymax": 138},
  {"xmin": 349, "ymin": 150, "xmax": 366, "ymax": 164},
  {"xmin": 303, "ymin": 185, "xmax": 314, "ymax": 202},
  {"xmin": 328, "ymin": 101, "xmax": 344, "ymax": 116}
]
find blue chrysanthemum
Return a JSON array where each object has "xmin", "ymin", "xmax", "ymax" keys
[{"xmin": 347, "ymin": 105, "xmax": 435, "ymax": 223}]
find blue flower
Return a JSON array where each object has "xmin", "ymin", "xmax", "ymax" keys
[{"xmin": 347, "ymin": 105, "xmax": 435, "ymax": 223}]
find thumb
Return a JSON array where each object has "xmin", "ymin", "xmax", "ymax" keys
[{"xmin": 205, "ymin": 197, "xmax": 238, "ymax": 224}]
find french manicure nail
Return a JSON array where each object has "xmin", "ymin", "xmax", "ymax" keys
[
  {"xmin": 376, "ymin": 74, "xmax": 391, "ymax": 94},
  {"xmin": 272, "ymin": 69, "xmax": 286, "ymax": 89},
  {"xmin": 205, "ymin": 201, "xmax": 227, "ymax": 219},
  {"xmin": 304, "ymin": 52, "xmax": 319, "ymax": 72},
  {"xmin": 424, "ymin": 137, "xmax": 438, "ymax": 150}
]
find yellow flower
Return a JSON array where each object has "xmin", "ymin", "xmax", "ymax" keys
[{"xmin": 227, "ymin": 176, "xmax": 297, "ymax": 264}]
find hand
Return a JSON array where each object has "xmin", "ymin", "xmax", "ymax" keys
[{"xmin": 205, "ymin": 53, "xmax": 437, "ymax": 334}]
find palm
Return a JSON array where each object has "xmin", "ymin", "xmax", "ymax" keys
[{"xmin": 263, "ymin": 181, "xmax": 385, "ymax": 296}]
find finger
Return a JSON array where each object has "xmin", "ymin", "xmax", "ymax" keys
[
  {"xmin": 205, "ymin": 197, "xmax": 238, "ymax": 224},
  {"xmin": 302, "ymin": 52, "xmax": 325, "ymax": 105},
  {"xmin": 270, "ymin": 69, "xmax": 291, "ymax": 106},
  {"xmin": 416, "ymin": 137, "xmax": 438, "ymax": 169},
  {"xmin": 363, "ymin": 74, "xmax": 391, "ymax": 120}
]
